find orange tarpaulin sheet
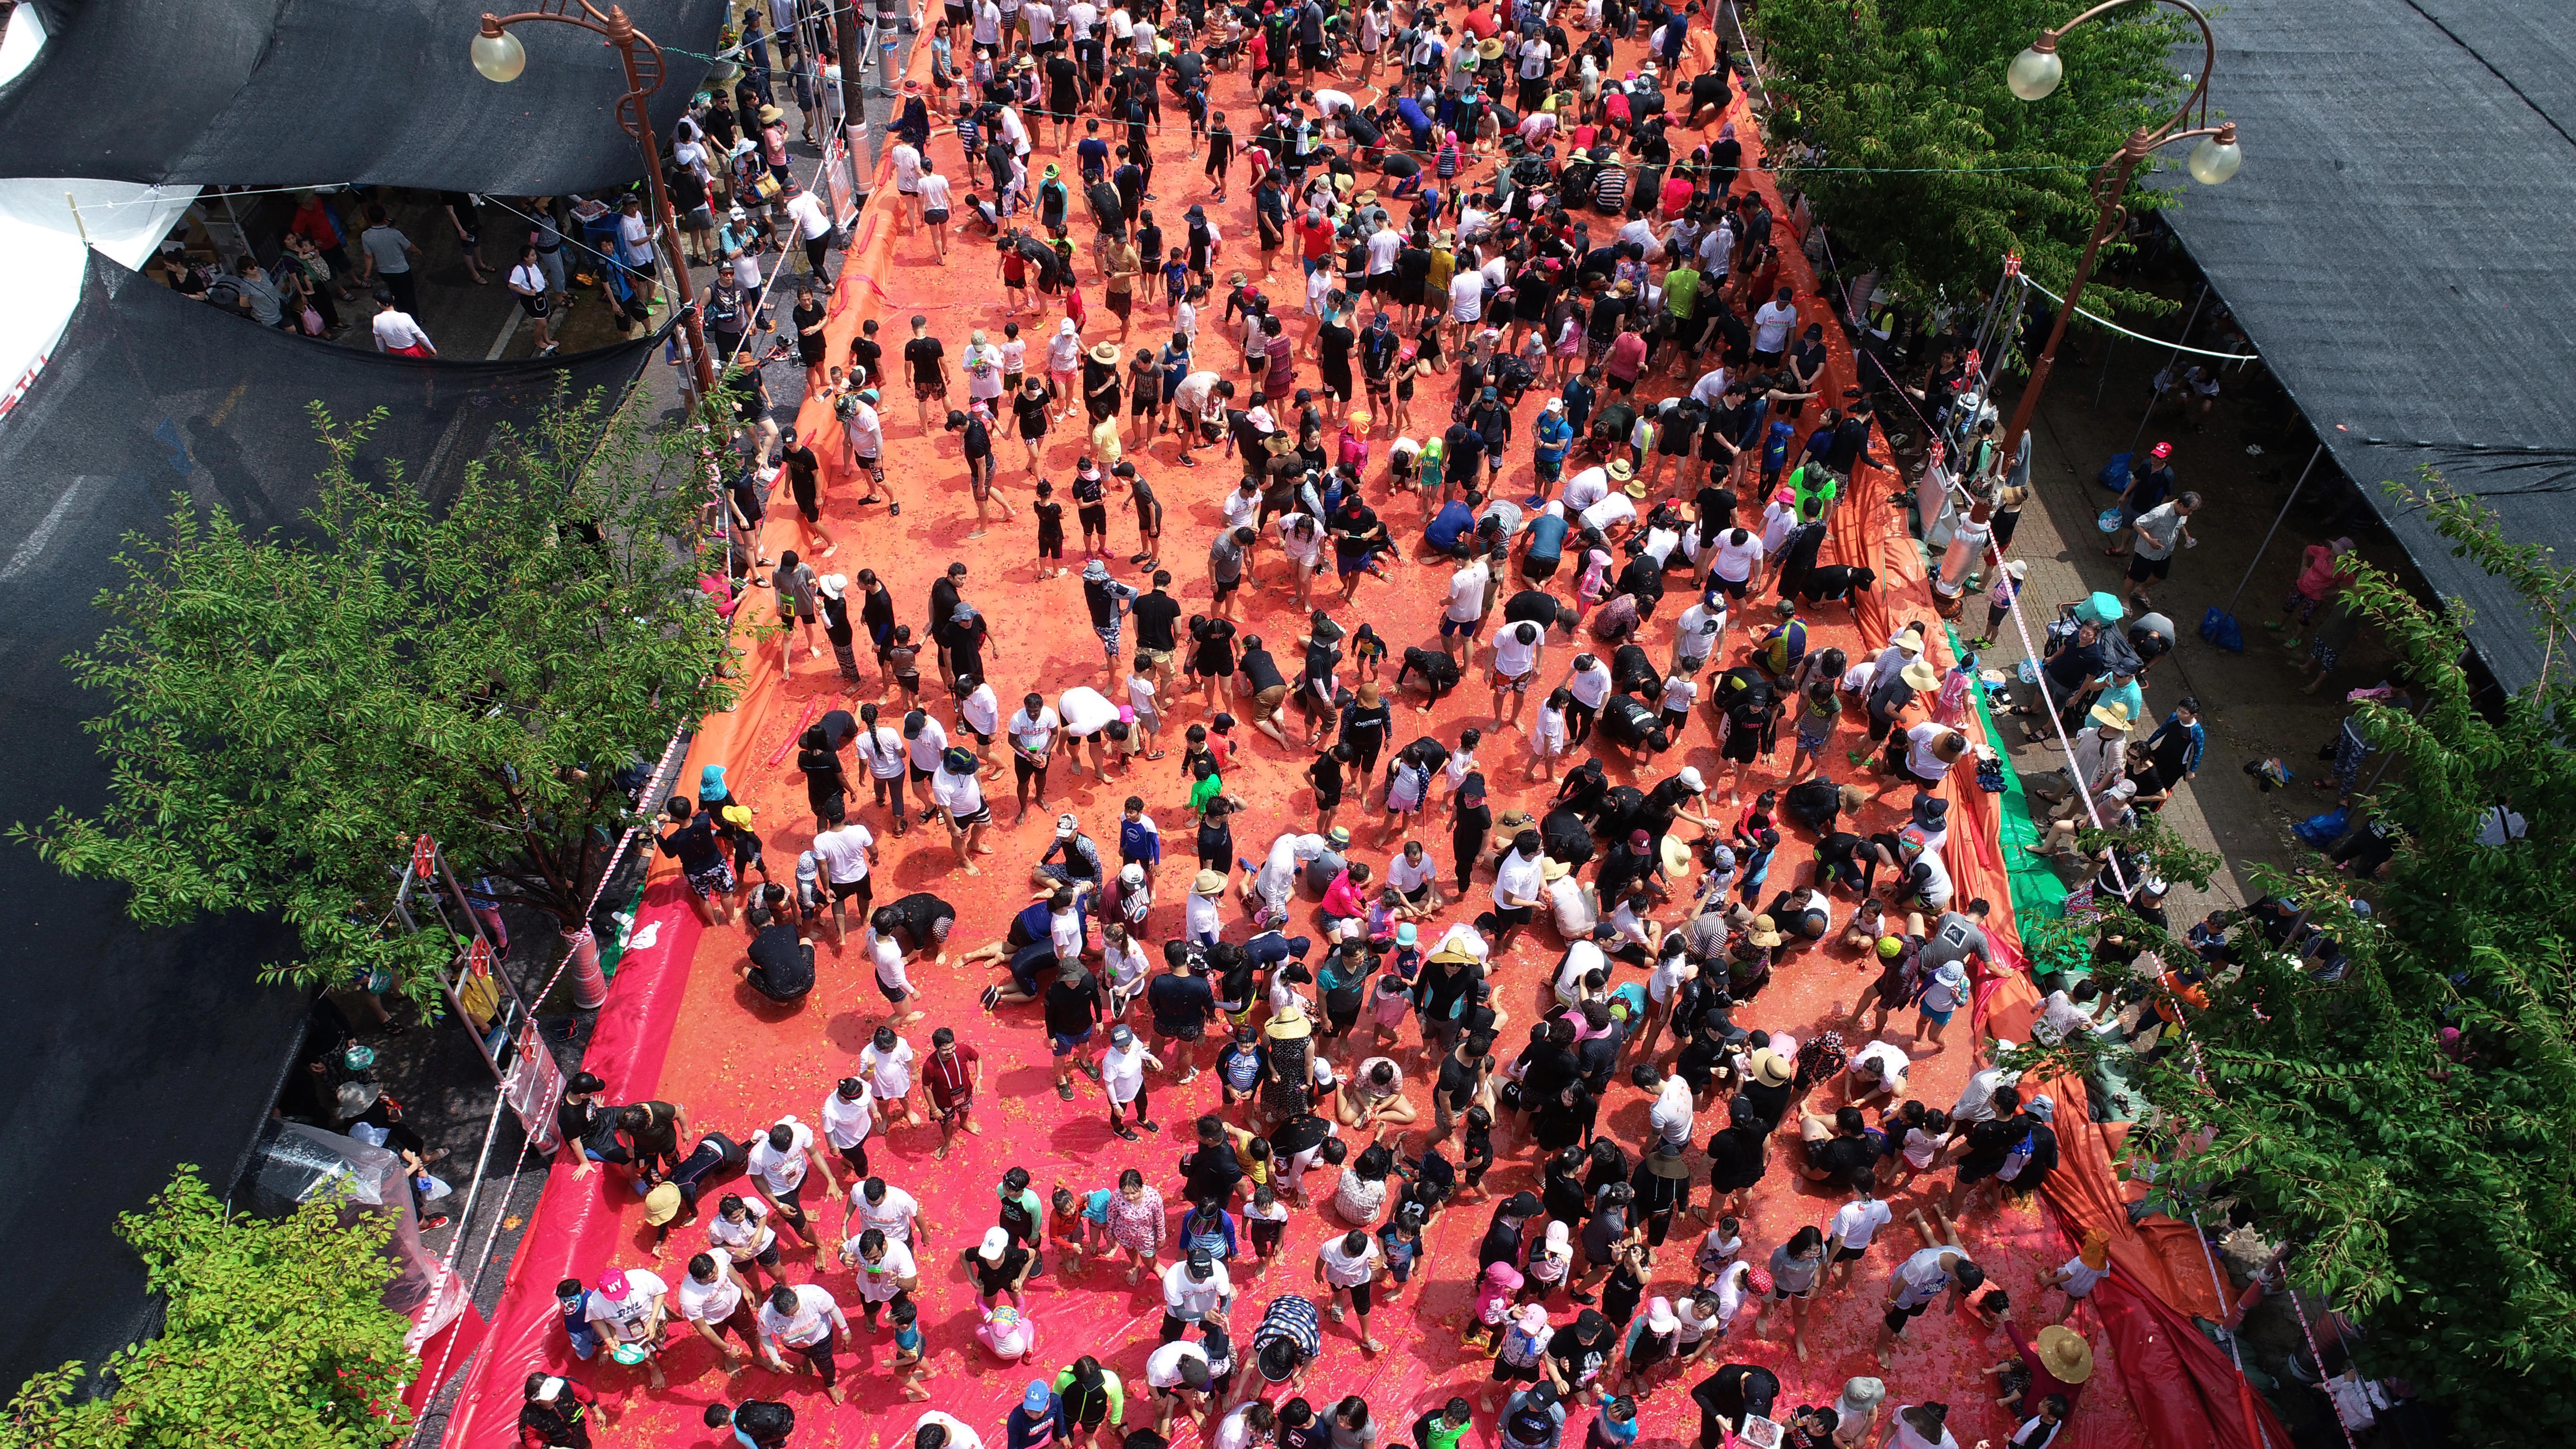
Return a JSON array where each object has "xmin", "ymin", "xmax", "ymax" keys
[{"xmin": 450, "ymin": 25, "xmax": 2275, "ymax": 1449}]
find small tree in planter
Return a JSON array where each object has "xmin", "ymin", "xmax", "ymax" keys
[
  {"xmin": 10, "ymin": 390, "xmax": 735, "ymax": 1008},
  {"xmin": 2, "ymin": 1167, "xmax": 415, "ymax": 1448}
]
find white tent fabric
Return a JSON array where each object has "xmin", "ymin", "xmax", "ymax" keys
[
  {"xmin": 0, "ymin": 179, "xmax": 200, "ymax": 416},
  {"xmin": 0, "ymin": 17, "xmax": 198, "ymax": 416}
]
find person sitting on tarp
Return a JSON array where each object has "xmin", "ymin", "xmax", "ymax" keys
[
  {"xmin": 740, "ymin": 887, "xmax": 818, "ymax": 1003},
  {"xmin": 643, "ymin": 1130, "xmax": 750, "ymax": 1245}
]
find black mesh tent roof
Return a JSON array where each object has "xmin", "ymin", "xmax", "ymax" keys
[
  {"xmin": 0, "ymin": 255, "xmax": 662, "ymax": 1392},
  {"xmin": 2158, "ymin": 0, "xmax": 2576, "ymax": 691},
  {"xmin": 0, "ymin": 0, "xmax": 728, "ymax": 193}
]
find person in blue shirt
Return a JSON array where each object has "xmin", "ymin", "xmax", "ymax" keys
[
  {"xmin": 555, "ymin": 1278, "xmax": 602, "ymax": 1360},
  {"xmin": 1530, "ymin": 397, "xmax": 1574, "ymax": 503},
  {"xmin": 2144, "ymin": 696, "xmax": 2205, "ymax": 784},
  {"xmin": 1759, "ymin": 417, "xmax": 1796, "ymax": 488},
  {"xmin": 1519, "ymin": 508, "xmax": 1571, "ymax": 583},
  {"xmin": 1077, "ymin": 121, "xmax": 1113, "ymax": 183},
  {"xmin": 1007, "ymin": 1378, "xmax": 1072, "ymax": 1449},
  {"xmin": 1425, "ymin": 493, "xmax": 1479, "ymax": 555}
]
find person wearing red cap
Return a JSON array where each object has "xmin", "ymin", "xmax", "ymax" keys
[{"xmin": 2104, "ymin": 442, "xmax": 2177, "ymax": 557}]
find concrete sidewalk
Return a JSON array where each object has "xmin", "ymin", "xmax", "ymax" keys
[{"xmin": 1927, "ymin": 305, "xmax": 2408, "ymax": 932}]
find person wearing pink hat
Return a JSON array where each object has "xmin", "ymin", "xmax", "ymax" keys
[
  {"xmin": 2105, "ymin": 440, "xmax": 2178, "ymax": 556},
  {"xmin": 585, "ymin": 1266, "xmax": 672, "ymax": 1388}
]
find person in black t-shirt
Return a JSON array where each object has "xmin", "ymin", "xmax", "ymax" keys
[
  {"xmin": 902, "ymin": 314, "xmax": 948, "ymax": 431},
  {"xmin": 657, "ymin": 796, "xmax": 736, "ymax": 926},
  {"xmin": 1131, "ymin": 572, "xmax": 1184, "ymax": 693},
  {"xmin": 1011, "ymin": 375, "xmax": 1055, "ymax": 476},
  {"xmin": 1145, "ymin": 942, "xmax": 1216, "ymax": 1078},
  {"xmin": 847, "ymin": 317, "xmax": 883, "ymax": 388},
  {"xmin": 739, "ymin": 889, "xmax": 817, "ymax": 1002},
  {"xmin": 1043, "ymin": 965, "xmax": 1106, "ymax": 1097}
]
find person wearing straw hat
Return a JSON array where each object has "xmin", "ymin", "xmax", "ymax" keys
[
  {"xmin": 2001, "ymin": 1321, "xmax": 2094, "ymax": 1412},
  {"xmin": 1885, "ymin": 719, "xmax": 1968, "ymax": 791},
  {"xmin": 2031, "ymin": 699, "xmax": 2134, "ymax": 810}
]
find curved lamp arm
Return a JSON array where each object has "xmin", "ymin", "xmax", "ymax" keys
[
  {"xmin": 477, "ymin": 3, "xmax": 668, "ymax": 142},
  {"xmin": 2013, "ymin": 0, "xmax": 2219, "ymax": 142}
]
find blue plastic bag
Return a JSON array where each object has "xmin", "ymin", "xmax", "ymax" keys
[
  {"xmin": 2294, "ymin": 806, "xmax": 2350, "ymax": 847},
  {"xmin": 2200, "ymin": 605, "xmax": 2245, "ymax": 654},
  {"xmin": 2097, "ymin": 452, "xmax": 2133, "ymax": 491}
]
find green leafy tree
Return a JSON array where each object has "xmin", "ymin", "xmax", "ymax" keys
[
  {"xmin": 1752, "ymin": 0, "xmax": 2194, "ymax": 318},
  {"xmin": 8, "ymin": 391, "xmax": 735, "ymax": 1006},
  {"xmin": 1, "ymin": 1167, "xmax": 415, "ymax": 1449},
  {"xmin": 2063, "ymin": 473, "xmax": 2576, "ymax": 1444}
]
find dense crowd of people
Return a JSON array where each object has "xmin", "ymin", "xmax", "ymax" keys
[{"xmin": 514, "ymin": 0, "xmax": 2128, "ymax": 1446}]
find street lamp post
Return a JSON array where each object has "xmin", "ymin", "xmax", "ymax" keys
[
  {"xmin": 1997, "ymin": 0, "xmax": 2243, "ymax": 466},
  {"xmin": 472, "ymin": 2, "xmax": 720, "ymax": 403}
]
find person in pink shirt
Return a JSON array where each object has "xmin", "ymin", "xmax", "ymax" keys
[
  {"xmin": 2271, "ymin": 537, "xmax": 2357, "ymax": 632},
  {"xmin": 1604, "ymin": 319, "xmax": 1649, "ymax": 397},
  {"xmin": 1320, "ymin": 861, "xmax": 1374, "ymax": 934}
]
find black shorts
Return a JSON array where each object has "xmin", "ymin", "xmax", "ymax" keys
[
  {"xmin": 1491, "ymin": 1355, "xmax": 1543, "ymax": 1384},
  {"xmin": 924, "ymin": 207, "xmax": 951, "ymax": 225},
  {"xmin": 909, "ymin": 762, "xmax": 935, "ymax": 783},
  {"xmin": 1079, "ymin": 504, "xmax": 1109, "ymax": 532},
  {"xmin": 2128, "ymin": 552, "xmax": 2172, "ymax": 582},
  {"xmin": 1337, "ymin": 1279, "xmax": 1375, "ymax": 1314},
  {"xmin": 829, "ymin": 877, "xmax": 873, "ymax": 906},
  {"xmin": 1834, "ymin": 1244, "xmax": 1867, "ymax": 1262},
  {"xmin": 1154, "ymin": 1019, "xmax": 1205, "ymax": 1042},
  {"xmin": 1494, "ymin": 904, "xmax": 1533, "ymax": 927},
  {"xmin": 517, "ymin": 293, "xmax": 550, "ymax": 319},
  {"xmin": 878, "ymin": 976, "xmax": 912, "ymax": 1003},
  {"xmin": 1016, "ymin": 755, "xmax": 1050, "ymax": 782},
  {"xmin": 1884, "ymin": 1299, "xmax": 1932, "ymax": 1333}
]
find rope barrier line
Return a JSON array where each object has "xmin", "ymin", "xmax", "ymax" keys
[{"xmin": 2019, "ymin": 270, "xmax": 2259, "ymax": 362}]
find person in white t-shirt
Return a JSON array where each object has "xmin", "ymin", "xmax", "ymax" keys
[
  {"xmin": 1543, "ymin": 860, "xmax": 1596, "ymax": 938},
  {"xmin": 1489, "ymin": 831, "xmax": 1547, "ymax": 951},
  {"xmin": 748, "ymin": 1116, "xmax": 827, "ymax": 1248},
  {"xmin": 812, "ymin": 821, "xmax": 879, "ymax": 947},
  {"xmin": 1578, "ymin": 489, "xmax": 1637, "ymax": 538},
  {"xmin": 818, "ymin": 1076, "xmax": 879, "ymax": 1189},
  {"xmin": 865, "ymin": 913, "xmax": 928, "ymax": 1028},
  {"xmin": 1826, "ymin": 1178, "xmax": 1895, "ymax": 1290},
  {"xmin": 861, "ymin": 1024, "xmax": 920, "ymax": 1126},
  {"xmin": 1441, "ymin": 554, "xmax": 1491, "ymax": 660},
  {"xmin": 2045, "ymin": 1232, "xmax": 2110, "ymax": 1311},
  {"xmin": 370, "ymin": 293, "xmax": 435, "ymax": 356},
  {"xmin": 1314, "ymin": 1228, "xmax": 1386, "ymax": 1352},
  {"xmin": 675, "ymin": 1250, "xmax": 757, "ymax": 1367},
  {"xmin": 1706, "ymin": 527, "xmax": 1764, "ymax": 597},
  {"xmin": 903, "ymin": 709, "xmax": 950, "ymax": 821},
  {"xmin": 1845, "ymin": 1038, "xmax": 1911, "ymax": 1106},
  {"xmin": 708, "ymin": 1192, "xmax": 787, "ymax": 1294},
  {"xmin": 1489, "ymin": 620, "xmax": 1544, "ymax": 728},
  {"xmin": 1144, "ymin": 1336, "xmax": 1215, "ymax": 1436},
  {"xmin": 837, "ymin": 1225, "xmax": 922, "ymax": 1321},
  {"xmin": 757, "ymin": 1280, "xmax": 852, "ymax": 1402},
  {"xmin": 844, "ymin": 1177, "xmax": 917, "ymax": 1253},
  {"xmin": 584, "ymin": 1267, "xmax": 672, "ymax": 1386}
]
